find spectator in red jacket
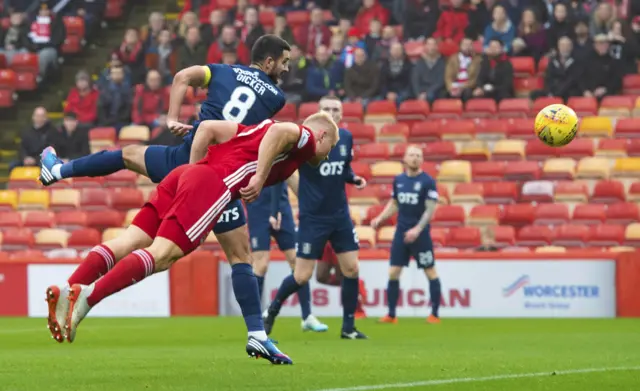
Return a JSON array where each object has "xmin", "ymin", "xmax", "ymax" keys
[
  {"xmin": 294, "ymin": 7, "xmax": 331, "ymax": 56},
  {"xmin": 354, "ymin": 0, "xmax": 389, "ymax": 37},
  {"xmin": 433, "ymin": 0, "xmax": 469, "ymax": 44},
  {"xmin": 207, "ymin": 24, "xmax": 250, "ymax": 64},
  {"xmin": 65, "ymin": 70, "xmax": 99, "ymax": 126},
  {"xmin": 132, "ymin": 69, "xmax": 169, "ymax": 129}
]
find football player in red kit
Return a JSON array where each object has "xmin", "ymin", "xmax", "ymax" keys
[{"xmin": 45, "ymin": 113, "xmax": 338, "ymax": 364}]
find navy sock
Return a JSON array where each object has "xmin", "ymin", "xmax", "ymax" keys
[
  {"xmin": 429, "ymin": 278, "xmax": 442, "ymax": 318},
  {"xmin": 387, "ymin": 280, "xmax": 400, "ymax": 318},
  {"xmin": 341, "ymin": 276, "xmax": 358, "ymax": 333},
  {"xmin": 268, "ymin": 274, "xmax": 302, "ymax": 316},
  {"xmin": 297, "ymin": 282, "xmax": 311, "ymax": 320},
  {"xmin": 60, "ymin": 150, "xmax": 125, "ymax": 178},
  {"xmin": 231, "ymin": 263, "xmax": 264, "ymax": 333},
  {"xmin": 255, "ymin": 275, "xmax": 265, "ymax": 301}
]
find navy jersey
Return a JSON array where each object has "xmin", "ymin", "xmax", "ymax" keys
[
  {"xmin": 247, "ymin": 184, "xmax": 290, "ymax": 215},
  {"xmin": 297, "ymin": 128, "xmax": 357, "ymax": 218},
  {"xmin": 393, "ymin": 172, "xmax": 438, "ymax": 231},
  {"xmin": 185, "ymin": 64, "xmax": 286, "ymax": 145}
]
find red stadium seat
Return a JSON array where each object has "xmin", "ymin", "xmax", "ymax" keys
[
  {"xmin": 567, "ymin": 97, "xmax": 598, "ymax": 116},
  {"xmin": 397, "ymin": 100, "xmax": 430, "ymax": 125},
  {"xmin": 351, "ymin": 162, "xmax": 372, "ymax": 181},
  {"xmin": 421, "ymin": 162, "xmax": 439, "ymax": 177},
  {"xmin": 588, "ymin": 224, "xmax": 625, "ymax": 246},
  {"xmin": 80, "ymin": 188, "xmax": 110, "ymax": 210},
  {"xmin": 517, "ymin": 225, "xmax": 553, "ymax": 246},
  {"xmin": 623, "ymin": 74, "xmax": 640, "ymax": 95},
  {"xmin": 0, "ymin": 211, "xmax": 22, "ymax": 229},
  {"xmin": 355, "ymin": 143, "xmax": 389, "ymax": 162},
  {"xmin": 23, "ymin": 211, "xmax": 54, "ymax": 229},
  {"xmin": 272, "ymin": 103, "xmax": 297, "ymax": 121},
  {"xmin": 525, "ymin": 139, "xmax": 557, "ymax": 161},
  {"xmin": 628, "ymin": 181, "xmax": 640, "ymax": 201},
  {"xmin": 0, "ymin": 69, "xmax": 16, "ymax": 89},
  {"xmin": 0, "ymin": 88, "xmax": 14, "ymax": 107},
  {"xmin": 472, "ymin": 161, "xmax": 506, "ymax": 182},
  {"xmin": 555, "ymin": 181, "xmax": 588, "ymax": 203},
  {"xmin": 468, "ymin": 205, "xmax": 501, "ymax": 225},
  {"xmin": 258, "ymin": 10, "xmax": 276, "ymax": 27},
  {"xmin": 484, "ymin": 182, "xmax": 517, "ymax": 204},
  {"xmin": 507, "ymin": 118, "xmax": 536, "ymax": 139},
  {"xmin": 0, "ymin": 53, "xmax": 6, "ymax": 69},
  {"xmin": 561, "ymin": 138, "xmax": 594, "ymax": 158},
  {"xmin": 606, "ymin": 202, "xmax": 640, "ymax": 224},
  {"xmin": 345, "ymin": 123, "xmax": 376, "ymax": 144},
  {"xmin": 440, "ymin": 119, "xmax": 476, "ymax": 140},
  {"xmin": 104, "ymin": 0, "xmax": 124, "ymax": 19},
  {"xmin": 504, "ymin": 161, "xmax": 540, "ymax": 181},
  {"xmin": 436, "ymin": 184, "xmax": 449, "ymax": 204},
  {"xmin": 615, "ymin": 118, "xmax": 640, "ymax": 139},
  {"xmin": 431, "ymin": 205, "xmax": 465, "ymax": 227},
  {"xmin": 430, "ymin": 99, "xmax": 462, "ymax": 118},
  {"xmin": 628, "ymin": 139, "xmax": 640, "ymax": 156},
  {"xmin": 363, "ymin": 205, "xmax": 396, "ymax": 227},
  {"xmin": 72, "ymin": 176, "xmax": 105, "ymax": 188},
  {"xmin": 475, "ymin": 119, "xmax": 508, "ymax": 138},
  {"xmin": 104, "ymin": 170, "xmax": 137, "ymax": 187},
  {"xmin": 404, "ymin": 41, "xmax": 423, "ymax": 60},
  {"xmin": 10, "ymin": 53, "xmax": 38, "ymax": 91},
  {"xmin": 110, "ymin": 188, "xmax": 144, "ymax": 211},
  {"xmin": 342, "ymin": 102, "xmax": 364, "ymax": 122},
  {"xmin": 86, "ymin": 210, "xmax": 124, "ymax": 230},
  {"xmin": 537, "ymin": 56, "xmax": 549, "ymax": 75},
  {"xmin": 286, "ymin": 10, "xmax": 310, "ymax": 28},
  {"xmin": 390, "ymin": 143, "xmax": 408, "ymax": 160},
  {"xmin": 501, "ymin": 204, "xmax": 535, "ymax": 227},
  {"xmin": 431, "ymin": 228, "xmax": 448, "ymax": 247},
  {"xmin": 498, "ymin": 99, "xmax": 530, "ymax": 118},
  {"xmin": 534, "ymin": 203, "xmax": 570, "ymax": 226},
  {"xmin": 493, "ymin": 225, "xmax": 516, "ymax": 247},
  {"xmin": 2, "ymin": 228, "xmax": 35, "ymax": 250},
  {"xmin": 514, "ymin": 77, "xmax": 543, "ymax": 97},
  {"xmin": 89, "ymin": 127, "xmax": 117, "ymax": 144},
  {"xmin": 510, "ymin": 57, "xmax": 535, "ymax": 77},
  {"xmin": 598, "ymin": 139, "xmax": 628, "ymax": 156},
  {"xmin": 409, "ymin": 121, "xmax": 441, "ymax": 142},
  {"xmin": 591, "ymin": 180, "xmax": 626, "ymax": 203},
  {"xmin": 378, "ymin": 123, "xmax": 409, "ymax": 143},
  {"xmin": 55, "ymin": 210, "xmax": 88, "ymax": 230},
  {"xmin": 438, "ymin": 39, "xmax": 458, "ymax": 57},
  {"xmin": 451, "ymin": 183, "xmax": 484, "ymax": 204},
  {"xmin": 463, "ymin": 99, "xmax": 497, "ymax": 118},
  {"xmin": 67, "ymin": 228, "xmax": 101, "ymax": 250},
  {"xmin": 422, "ymin": 141, "xmax": 456, "ymax": 162},
  {"xmin": 553, "ymin": 224, "xmax": 590, "ymax": 247},
  {"xmin": 298, "ymin": 102, "xmax": 319, "ymax": 119},
  {"xmin": 600, "ymin": 95, "xmax": 634, "ymax": 111},
  {"xmin": 530, "ymin": 97, "xmax": 563, "ymax": 117},
  {"xmin": 572, "ymin": 204, "xmax": 606, "ymax": 225},
  {"xmin": 366, "ymin": 100, "xmax": 397, "ymax": 117},
  {"xmin": 448, "ymin": 227, "xmax": 481, "ymax": 249}
]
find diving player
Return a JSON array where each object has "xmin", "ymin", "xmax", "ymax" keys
[
  {"xmin": 263, "ymin": 96, "xmax": 368, "ymax": 339},
  {"xmin": 371, "ymin": 145, "xmax": 442, "ymax": 324},
  {"xmin": 248, "ymin": 187, "xmax": 328, "ymax": 332}
]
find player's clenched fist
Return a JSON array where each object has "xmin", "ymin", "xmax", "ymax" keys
[
  {"xmin": 370, "ymin": 217, "xmax": 381, "ymax": 230},
  {"xmin": 167, "ymin": 119, "xmax": 193, "ymax": 137},
  {"xmin": 240, "ymin": 175, "xmax": 265, "ymax": 203}
]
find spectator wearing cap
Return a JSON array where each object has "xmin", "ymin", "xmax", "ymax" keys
[
  {"xmin": 281, "ymin": 44, "xmax": 308, "ymax": 104},
  {"xmin": 181, "ymin": 26, "xmax": 208, "ymax": 69},
  {"xmin": 65, "ymin": 70, "xmax": 99, "ymax": 126},
  {"xmin": 483, "ymin": 4, "xmax": 515, "ymax": 53},
  {"xmin": 132, "ymin": 69, "xmax": 169, "ymax": 129},
  {"xmin": 97, "ymin": 66, "xmax": 133, "ymax": 131},
  {"xmin": 200, "ymin": 9, "xmax": 226, "ymax": 47},
  {"xmin": 0, "ymin": 12, "xmax": 30, "ymax": 64},
  {"xmin": 117, "ymin": 28, "xmax": 145, "ymax": 85},
  {"xmin": 573, "ymin": 19, "xmax": 592, "ymax": 61},
  {"xmin": 412, "ymin": 38, "xmax": 446, "ymax": 103},
  {"xmin": 608, "ymin": 19, "xmax": 638, "ymax": 76},
  {"xmin": 305, "ymin": 45, "xmax": 341, "ymax": 102},
  {"xmin": 400, "ymin": 0, "xmax": 439, "ymax": 41},
  {"xmin": 207, "ymin": 24, "xmax": 250, "ymax": 65},
  {"xmin": 344, "ymin": 47, "xmax": 379, "ymax": 105},
  {"xmin": 531, "ymin": 36, "xmax": 583, "ymax": 101},
  {"xmin": 354, "ymin": 0, "xmax": 389, "ymax": 37},
  {"xmin": 19, "ymin": 106, "xmax": 55, "ymax": 167},
  {"xmin": 433, "ymin": 0, "xmax": 469, "ymax": 44},
  {"xmin": 546, "ymin": 3, "xmax": 574, "ymax": 52},
  {"xmin": 445, "ymin": 37, "xmax": 481, "ymax": 101},
  {"xmin": 28, "ymin": 1, "xmax": 66, "ymax": 77},
  {"xmin": 273, "ymin": 12, "xmax": 296, "ymax": 46},
  {"xmin": 340, "ymin": 27, "xmax": 366, "ymax": 68},
  {"xmin": 580, "ymin": 34, "xmax": 622, "ymax": 100},
  {"xmin": 294, "ymin": 7, "xmax": 331, "ymax": 56},
  {"xmin": 47, "ymin": 112, "xmax": 90, "ymax": 160},
  {"xmin": 473, "ymin": 38, "xmax": 513, "ymax": 102},
  {"xmin": 240, "ymin": 7, "xmax": 265, "ymax": 50},
  {"xmin": 380, "ymin": 42, "xmax": 413, "ymax": 106}
]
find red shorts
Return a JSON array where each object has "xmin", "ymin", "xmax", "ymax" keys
[{"xmin": 132, "ymin": 164, "xmax": 232, "ymax": 254}]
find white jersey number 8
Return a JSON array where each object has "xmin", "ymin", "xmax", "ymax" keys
[{"xmin": 222, "ymin": 86, "xmax": 256, "ymax": 123}]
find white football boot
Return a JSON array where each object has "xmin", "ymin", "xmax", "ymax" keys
[
  {"xmin": 65, "ymin": 284, "xmax": 94, "ymax": 343},
  {"xmin": 45, "ymin": 285, "xmax": 70, "ymax": 343},
  {"xmin": 301, "ymin": 314, "xmax": 329, "ymax": 332}
]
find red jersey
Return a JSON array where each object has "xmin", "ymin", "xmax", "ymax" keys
[{"xmin": 201, "ymin": 119, "xmax": 316, "ymax": 198}]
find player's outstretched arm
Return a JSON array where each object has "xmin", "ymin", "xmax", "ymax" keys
[
  {"xmin": 371, "ymin": 198, "xmax": 399, "ymax": 229},
  {"xmin": 189, "ymin": 120, "xmax": 239, "ymax": 163},
  {"xmin": 240, "ymin": 123, "xmax": 300, "ymax": 203},
  {"xmin": 167, "ymin": 66, "xmax": 209, "ymax": 136}
]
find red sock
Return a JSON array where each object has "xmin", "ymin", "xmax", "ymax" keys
[
  {"xmin": 68, "ymin": 245, "xmax": 116, "ymax": 286},
  {"xmin": 86, "ymin": 249, "xmax": 155, "ymax": 307}
]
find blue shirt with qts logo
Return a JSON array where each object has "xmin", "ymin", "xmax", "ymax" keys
[{"xmin": 392, "ymin": 172, "xmax": 438, "ymax": 231}]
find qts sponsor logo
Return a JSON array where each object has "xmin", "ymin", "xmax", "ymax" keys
[{"xmin": 271, "ymin": 288, "xmax": 471, "ymax": 308}]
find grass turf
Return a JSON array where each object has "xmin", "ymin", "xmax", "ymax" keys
[{"xmin": 0, "ymin": 317, "xmax": 639, "ymax": 391}]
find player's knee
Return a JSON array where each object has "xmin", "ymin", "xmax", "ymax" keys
[
  {"xmin": 293, "ymin": 259, "xmax": 314, "ymax": 284},
  {"xmin": 252, "ymin": 251, "xmax": 269, "ymax": 276},
  {"xmin": 122, "ymin": 144, "xmax": 146, "ymax": 170},
  {"xmin": 339, "ymin": 260, "xmax": 359, "ymax": 278},
  {"xmin": 388, "ymin": 266, "xmax": 403, "ymax": 280},
  {"xmin": 425, "ymin": 267, "xmax": 438, "ymax": 280},
  {"xmin": 147, "ymin": 239, "xmax": 184, "ymax": 272}
]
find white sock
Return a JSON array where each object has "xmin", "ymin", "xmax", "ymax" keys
[
  {"xmin": 51, "ymin": 164, "xmax": 62, "ymax": 180},
  {"xmin": 248, "ymin": 330, "xmax": 268, "ymax": 341}
]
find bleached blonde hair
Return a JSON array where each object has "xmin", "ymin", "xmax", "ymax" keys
[{"xmin": 302, "ymin": 111, "xmax": 340, "ymax": 142}]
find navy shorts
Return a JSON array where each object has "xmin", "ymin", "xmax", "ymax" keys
[
  {"xmin": 247, "ymin": 202, "xmax": 296, "ymax": 252},
  {"xmin": 390, "ymin": 229, "xmax": 435, "ymax": 269},
  {"xmin": 297, "ymin": 213, "xmax": 359, "ymax": 260},
  {"xmin": 143, "ymin": 141, "xmax": 246, "ymax": 235}
]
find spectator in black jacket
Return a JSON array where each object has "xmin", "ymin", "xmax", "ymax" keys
[
  {"xmin": 573, "ymin": 19, "xmax": 592, "ymax": 61},
  {"xmin": 472, "ymin": 38, "xmax": 514, "ymax": 102},
  {"xmin": 466, "ymin": 0, "xmax": 494, "ymax": 39},
  {"xmin": 608, "ymin": 19, "xmax": 638, "ymax": 75},
  {"xmin": 28, "ymin": 2, "xmax": 66, "ymax": 77},
  {"xmin": 581, "ymin": 34, "xmax": 622, "ymax": 100},
  {"xmin": 379, "ymin": 42, "xmax": 412, "ymax": 105},
  {"xmin": 546, "ymin": 2, "xmax": 574, "ymax": 52},
  {"xmin": 20, "ymin": 106, "xmax": 55, "ymax": 167},
  {"xmin": 412, "ymin": 38, "xmax": 446, "ymax": 103},
  {"xmin": 0, "ymin": 12, "xmax": 31, "ymax": 64},
  {"xmin": 364, "ymin": 18, "xmax": 382, "ymax": 58},
  {"xmin": 531, "ymin": 36, "xmax": 583, "ymax": 101},
  {"xmin": 47, "ymin": 112, "xmax": 90, "ymax": 160},
  {"xmin": 97, "ymin": 66, "xmax": 133, "ymax": 131},
  {"xmin": 281, "ymin": 44, "xmax": 308, "ymax": 104},
  {"xmin": 179, "ymin": 26, "xmax": 207, "ymax": 70},
  {"xmin": 401, "ymin": 0, "xmax": 439, "ymax": 40}
]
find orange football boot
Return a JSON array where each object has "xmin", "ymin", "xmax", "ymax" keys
[
  {"xmin": 378, "ymin": 315, "xmax": 398, "ymax": 324},
  {"xmin": 427, "ymin": 314, "xmax": 441, "ymax": 324}
]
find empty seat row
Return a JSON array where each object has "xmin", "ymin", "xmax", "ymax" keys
[{"xmin": 0, "ymin": 188, "xmax": 147, "ymax": 210}]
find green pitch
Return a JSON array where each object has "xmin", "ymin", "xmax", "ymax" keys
[{"xmin": 1, "ymin": 317, "xmax": 639, "ymax": 391}]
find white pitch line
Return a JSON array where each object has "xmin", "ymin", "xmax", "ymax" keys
[{"xmin": 313, "ymin": 366, "xmax": 640, "ymax": 391}]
